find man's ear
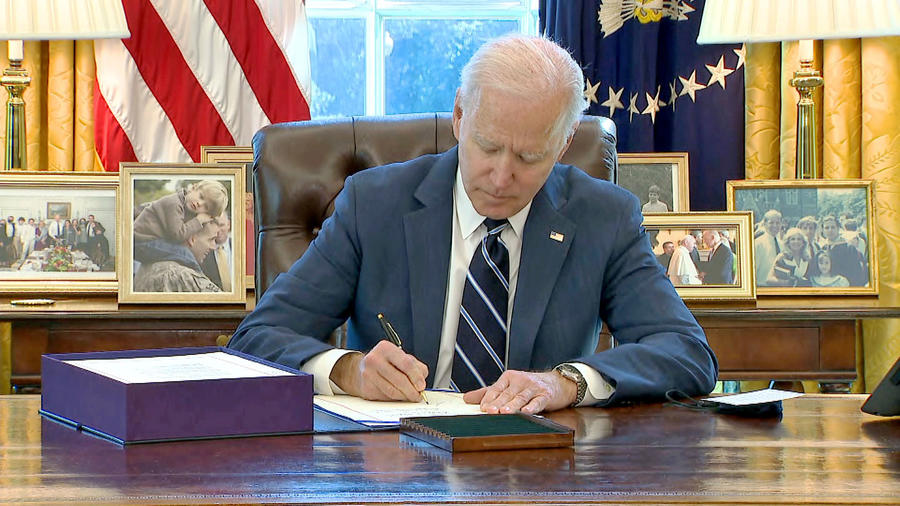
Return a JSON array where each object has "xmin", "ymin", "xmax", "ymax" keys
[
  {"xmin": 556, "ymin": 121, "xmax": 579, "ymax": 162},
  {"xmin": 452, "ymin": 89, "xmax": 463, "ymax": 141}
]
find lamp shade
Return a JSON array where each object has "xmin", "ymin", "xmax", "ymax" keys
[
  {"xmin": 0, "ymin": 0, "xmax": 130, "ymax": 40},
  {"xmin": 697, "ymin": 0, "xmax": 900, "ymax": 44}
]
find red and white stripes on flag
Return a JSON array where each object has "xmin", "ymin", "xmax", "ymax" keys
[{"xmin": 94, "ymin": 0, "xmax": 311, "ymax": 171}]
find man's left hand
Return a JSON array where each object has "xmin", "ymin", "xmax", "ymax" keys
[{"xmin": 462, "ymin": 369, "xmax": 577, "ymax": 414}]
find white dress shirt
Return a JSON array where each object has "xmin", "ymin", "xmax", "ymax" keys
[{"xmin": 304, "ymin": 168, "xmax": 613, "ymax": 405}]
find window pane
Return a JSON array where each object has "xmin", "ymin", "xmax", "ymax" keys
[
  {"xmin": 383, "ymin": 19, "xmax": 519, "ymax": 115},
  {"xmin": 309, "ymin": 17, "xmax": 366, "ymax": 118}
]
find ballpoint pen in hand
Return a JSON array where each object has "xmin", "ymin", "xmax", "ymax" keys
[{"xmin": 377, "ymin": 313, "xmax": 429, "ymax": 404}]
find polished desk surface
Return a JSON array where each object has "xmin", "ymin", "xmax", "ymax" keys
[{"xmin": 1, "ymin": 395, "xmax": 898, "ymax": 504}]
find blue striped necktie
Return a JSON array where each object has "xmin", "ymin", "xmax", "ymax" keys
[{"xmin": 451, "ymin": 218, "xmax": 509, "ymax": 392}]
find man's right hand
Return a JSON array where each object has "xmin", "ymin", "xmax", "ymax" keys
[{"xmin": 329, "ymin": 340, "xmax": 428, "ymax": 402}]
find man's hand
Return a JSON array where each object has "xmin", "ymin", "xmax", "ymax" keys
[
  {"xmin": 462, "ymin": 369, "xmax": 577, "ymax": 414},
  {"xmin": 330, "ymin": 340, "xmax": 428, "ymax": 402}
]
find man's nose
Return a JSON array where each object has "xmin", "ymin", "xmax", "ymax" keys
[{"xmin": 489, "ymin": 153, "xmax": 515, "ymax": 189}]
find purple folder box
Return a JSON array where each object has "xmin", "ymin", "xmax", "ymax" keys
[{"xmin": 41, "ymin": 346, "xmax": 313, "ymax": 443}]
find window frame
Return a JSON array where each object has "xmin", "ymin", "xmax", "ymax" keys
[{"xmin": 306, "ymin": 0, "xmax": 540, "ymax": 116}]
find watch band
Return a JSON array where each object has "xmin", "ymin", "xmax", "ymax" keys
[{"xmin": 554, "ymin": 364, "xmax": 587, "ymax": 407}]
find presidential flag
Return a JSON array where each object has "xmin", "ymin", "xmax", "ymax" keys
[
  {"xmin": 94, "ymin": 0, "xmax": 311, "ymax": 172},
  {"xmin": 540, "ymin": 0, "xmax": 744, "ymax": 210}
]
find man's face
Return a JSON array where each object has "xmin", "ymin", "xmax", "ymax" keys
[
  {"xmin": 663, "ymin": 242, "xmax": 675, "ymax": 255},
  {"xmin": 648, "ymin": 191, "xmax": 659, "ymax": 202},
  {"xmin": 764, "ymin": 215, "xmax": 780, "ymax": 236},
  {"xmin": 452, "ymin": 87, "xmax": 572, "ymax": 219},
  {"xmin": 215, "ymin": 218, "xmax": 230, "ymax": 244},
  {"xmin": 702, "ymin": 231, "xmax": 716, "ymax": 248},
  {"xmin": 823, "ymin": 221, "xmax": 840, "ymax": 241},
  {"xmin": 88, "ymin": 215, "xmax": 94, "ymax": 222},
  {"xmin": 799, "ymin": 221, "xmax": 816, "ymax": 238},
  {"xmin": 683, "ymin": 236, "xmax": 696, "ymax": 250},
  {"xmin": 188, "ymin": 225, "xmax": 219, "ymax": 263}
]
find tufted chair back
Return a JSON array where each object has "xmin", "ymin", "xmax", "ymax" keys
[{"xmin": 251, "ymin": 112, "xmax": 617, "ymax": 297}]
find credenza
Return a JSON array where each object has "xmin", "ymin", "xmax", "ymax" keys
[{"xmin": 3, "ymin": 294, "xmax": 899, "ymax": 393}]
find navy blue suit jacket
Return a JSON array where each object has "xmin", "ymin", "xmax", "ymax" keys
[
  {"xmin": 229, "ymin": 147, "xmax": 717, "ymax": 404},
  {"xmin": 705, "ymin": 245, "xmax": 735, "ymax": 285}
]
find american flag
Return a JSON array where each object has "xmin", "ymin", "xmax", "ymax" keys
[
  {"xmin": 541, "ymin": 0, "xmax": 744, "ymax": 211},
  {"xmin": 94, "ymin": 0, "xmax": 311, "ymax": 171}
]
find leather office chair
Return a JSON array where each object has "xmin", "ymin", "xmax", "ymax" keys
[{"xmin": 251, "ymin": 112, "xmax": 618, "ymax": 298}]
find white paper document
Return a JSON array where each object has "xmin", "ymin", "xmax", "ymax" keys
[
  {"xmin": 64, "ymin": 352, "xmax": 295, "ymax": 384},
  {"xmin": 704, "ymin": 388, "xmax": 803, "ymax": 406},
  {"xmin": 314, "ymin": 390, "xmax": 484, "ymax": 427}
]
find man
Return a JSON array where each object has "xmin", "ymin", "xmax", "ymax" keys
[
  {"xmin": 229, "ymin": 34, "xmax": 716, "ymax": 414},
  {"xmin": 667, "ymin": 235, "xmax": 702, "ymax": 285},
  {"xmin": 754, "ymin": 209, "xmax": 783, "ymax": 286},
  {"xmin": 689, "ymin": 230, "xmax": 702, "ymax": 269},
  {"xmin": 641, "ymin": 185, "xmax": 668, "ymax": 213},
  {"xmin": 656, "ymin": 241, "xmax": 675, "ymax": 270},
  {"xmin": 0, "ymin": 216, "xmax": 15, "ymax": 266},
  {"xmin": 701, "ymin": 230, "xmax": 734, "ymax": 285},
  {"xmin": 201, "ymin": 215, "xmax": 233, "ymax": 292},
  {"xmin": 134, "ymin": 221, "xmax": 222, "ymax": 293},
  {"xmin": 16, "ymin": 217, "xmax": 36, "ymax": 266},
  {"xmin": 48, "ymin": 214, "xmax": 64, "ymax": 244}
]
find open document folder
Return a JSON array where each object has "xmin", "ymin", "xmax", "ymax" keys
[{"xmin": 314, "ymin": 391, "xmax": 484, "ymax": 427}]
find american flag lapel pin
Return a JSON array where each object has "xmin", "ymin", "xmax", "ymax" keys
[{"xmin": 549, "ymin": 230, "xmax": 564, "ymax": 242}]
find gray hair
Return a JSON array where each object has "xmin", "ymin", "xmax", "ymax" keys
[{"xmin": 458, "ymin": 33, "xmax": 587, "ymax": 144}]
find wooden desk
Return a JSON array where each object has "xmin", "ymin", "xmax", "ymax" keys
[{"xmin": 1, "ymin": 395, "xmax": 897, "ymax": 504}]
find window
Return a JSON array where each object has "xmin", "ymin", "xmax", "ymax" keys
[{"xmin": 306, "ymin": 1, "xmax": 539, "ymax": 118}]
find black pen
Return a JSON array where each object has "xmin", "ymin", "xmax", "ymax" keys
[{"xmin": 377, "ymin": 313, "xmax": 428, "ymax": 404}]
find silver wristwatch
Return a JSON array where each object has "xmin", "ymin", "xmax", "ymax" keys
[{"xmin": 554, "ymin": 363, "xmax": 587, "ymax": 407}]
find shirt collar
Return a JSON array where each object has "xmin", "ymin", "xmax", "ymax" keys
[{"xmin": 454, "ymin": 166, "xmax": 530, "ymax": 240}]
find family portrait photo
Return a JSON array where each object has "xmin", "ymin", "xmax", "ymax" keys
[
  {"xmin": 617, "ymin": 153, "xmax": 690, "ymax": 214},
  {"xmin": 0, "ymin": 174, "xmax": 117, "ymax": 293},
  {"xmin": 728, "ymin": 180, "xmax": 878, "ymax": 296},
  {"xmin": 643, "ymin": 212, "xmax": 755, "ymax": 300},
  {"xmin": 119, "ymin": 164, "xmax": 245, "ymax": 304}
]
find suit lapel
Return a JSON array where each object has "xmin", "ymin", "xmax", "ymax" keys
[
  {"xmin": 508, "ymin": 170, "xmax": 575, "ymax": 370},
  {"xmin": 403, "ymin": 148, "xmax": 457, "ymax": 385}
]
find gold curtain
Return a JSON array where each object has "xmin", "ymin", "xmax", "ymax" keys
[
  {"xmin": 745, "ymin": 37, "xmax": 900, "ymax": 392},
  {"xmin": 2, "ymin": 40, "xmax": 101, "ymax": 172}
]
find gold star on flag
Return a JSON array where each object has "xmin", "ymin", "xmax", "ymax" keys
[
  {"xmin": 584, "ymin": 78, "xmax": 601, "ymax": 104},
  {"xmin": 600, "ymin": 86, "xmax": 624, "ymax": 117},
  {"xmin": 642, "ymin": 86, "xmax": 662, "ymax": 124},
  {"xmin": 679, "ymin": 70, "xmax": 706, "ymax": 102},
  {"xmin": 705, "ymin": 55, "xmax": 735, "ymax": 90}
]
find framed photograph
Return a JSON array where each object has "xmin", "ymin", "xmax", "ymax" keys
[
  {"xmin": 46, "ymin": 202, "xmax": 72, "ymax": 220},
  {"xmin": 643, "ymin": 211, "xmax": 755, "ymax": 300},
  {"xmin": 727, "ymin": 179, "xmax": 878, "ymax": 296},
  {"xmin": 201, "ymin": 145, "xmax": 254, "ymax": 289},
  {"xmin": 119, "ymin": 163, "xmax": 245, "ymax": 304},
  {"xmin": 618, "ymin": 152, "xmax": 690, "ymax": 213},
  {"xmin": 0, "ymin": 173, "xmax": 118, "ymax": 294}
]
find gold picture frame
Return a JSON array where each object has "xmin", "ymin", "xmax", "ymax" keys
[
  {"xmin": 0, "ymin": 172, "xmax": 118, "ymax": 294},
  {"xmin": 643, "ymin": 211, "xmax": 755, "ymax": 300},
  {"xmin": 727, "ymin": 179, "xmax": 878, "ymax": 296},
  {"xmin": 200, "ymin": 145, "xmax": 254, "ymax": 290},
  {"xmin": 118, "ymin": 163, "xmax": 245, "ymax": 304},
  {"xmin": 618, "ymin": 152, "xmax": 690, "ymax": 213}
]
